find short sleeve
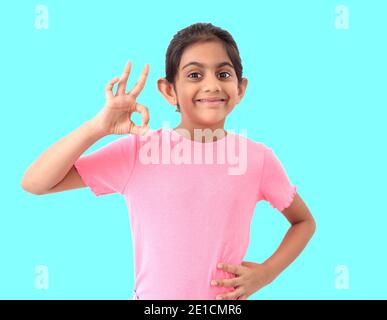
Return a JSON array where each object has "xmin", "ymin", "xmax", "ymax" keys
[
  {"xmin": 74, "ymin": 134, "xmax": 137, "ymax": 197},
  {"xmin": 257, "ymin": 145, "xmax": 297, "ymax": 211}
]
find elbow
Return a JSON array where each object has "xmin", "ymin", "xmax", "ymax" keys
[
  {"xmin": 292, "ymin": 216, "xmax": 316, "ymax": 237},
  {"xmin": 308, "ymin": 216, "xmax": 317, "ymax": 237},
  {"xmin": 20, "ymin": 178, "xmax": 46, "ymax": 195}
]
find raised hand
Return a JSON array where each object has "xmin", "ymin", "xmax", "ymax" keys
[{"xmin": 92, "ymin": 61, "xmax": 151, "ymax": 136}]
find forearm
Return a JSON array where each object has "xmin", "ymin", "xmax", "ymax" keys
[
  {"xmin": 21, "ymin": 119, "xmax": 105, "ymax": 194},
  {"xmin": 263, "ymin": 219, "xmax": 316, "ymax": 283}
]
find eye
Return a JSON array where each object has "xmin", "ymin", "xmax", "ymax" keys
[
  {"xmin": 187, "ymin": 71, "xmax": 232, "ymax": 80},
  {"xmin": 187, "ymin": 72, "xmax": 202, "ymax": 79},
  {"xmin": 219, "ymin": 71, "xmax": 231, "ymax": 79}
]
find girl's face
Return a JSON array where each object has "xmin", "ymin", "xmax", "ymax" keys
[{"xmin": 158, "ymin": 40, "xmax": 248, "ymax": 129}]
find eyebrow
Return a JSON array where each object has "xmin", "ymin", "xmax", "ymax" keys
[{"xmin": 181, "ymin": 61, "xmax": 234, "ymax": 70}]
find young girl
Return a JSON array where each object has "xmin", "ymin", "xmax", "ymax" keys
[{"xmin": 21, "ymin": 23, "xmax": 316, "ymax": 300}]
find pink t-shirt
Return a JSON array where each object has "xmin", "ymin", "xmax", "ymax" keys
[{"xmin": 74, "ymin": 127, "xmax": 297, "ymax": 300}]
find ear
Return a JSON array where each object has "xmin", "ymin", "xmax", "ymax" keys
[
  {"xmin": 237, "ymin": 78, "xmax": 248, "ymax": 104},
  {"xmin": 157, "ymin": 78, "xmax": 177, "ymax": 106}
]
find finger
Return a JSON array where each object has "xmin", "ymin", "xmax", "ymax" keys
[
  {"xmin": 212, "ymin": 277, "xmax": 241, "ymax": 288},
  {"xmin": 117, "ymin": 60, "xmax": 132, "ymax": 95},
  {"xmin": 128, "ymin": 64, "xmax": 150, "ymax": 98},
  {"xmin": 216, "ymin": 288, "xmax": 244, "ymax": 301},
  {"xmin": 105, "ymin": 77, "xmax": 120, "ymax": 99},
  {"xmin": 135, "ymin": 103, "xmax": 150, "ymax": 127},
  {"xmin": 130, "ymin": 122, "xmax": 150, "ymax": 136},
  {"xmin": 218, "ymin": 263, "xmax": 241, "ymax": 276}
]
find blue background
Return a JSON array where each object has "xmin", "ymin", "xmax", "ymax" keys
[{"xmin": 1, "ymin": 0, "xmax": 386, "ymax": 299}]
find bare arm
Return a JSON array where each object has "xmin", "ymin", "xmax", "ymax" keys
[
  {"xmin": 21, "ymin": 61, "xmax": 150, "ymax": 195},
  {"xmin": 21, "ymin": 120, "xmax": 106, "ymax": 195},
  {"xmin": 263, "ymin": 192, "xmax": 316, "ymax": 283}
]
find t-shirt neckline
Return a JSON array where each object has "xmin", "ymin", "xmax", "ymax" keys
[{"xmin": 166, "ymin": 127, "xmax": 232, "ymax": 145}]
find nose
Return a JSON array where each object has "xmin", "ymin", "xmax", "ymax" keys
[{"xmin": 202, "ymin": 74, "xmax": 222, "ymax": 92}]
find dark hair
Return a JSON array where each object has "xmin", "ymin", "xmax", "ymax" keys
[{"xmin": 165, "ymin": 23, "xmax": 244, "ymax": 112}]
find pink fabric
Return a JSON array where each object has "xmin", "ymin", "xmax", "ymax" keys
[{"xmin": 74, "ymin": 128, "xmax": 297, "ymax": 300}]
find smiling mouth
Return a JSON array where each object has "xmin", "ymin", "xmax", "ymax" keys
[{"xmin": 195, "ymin": 99, "xmax": 226, "ymax": 105}]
